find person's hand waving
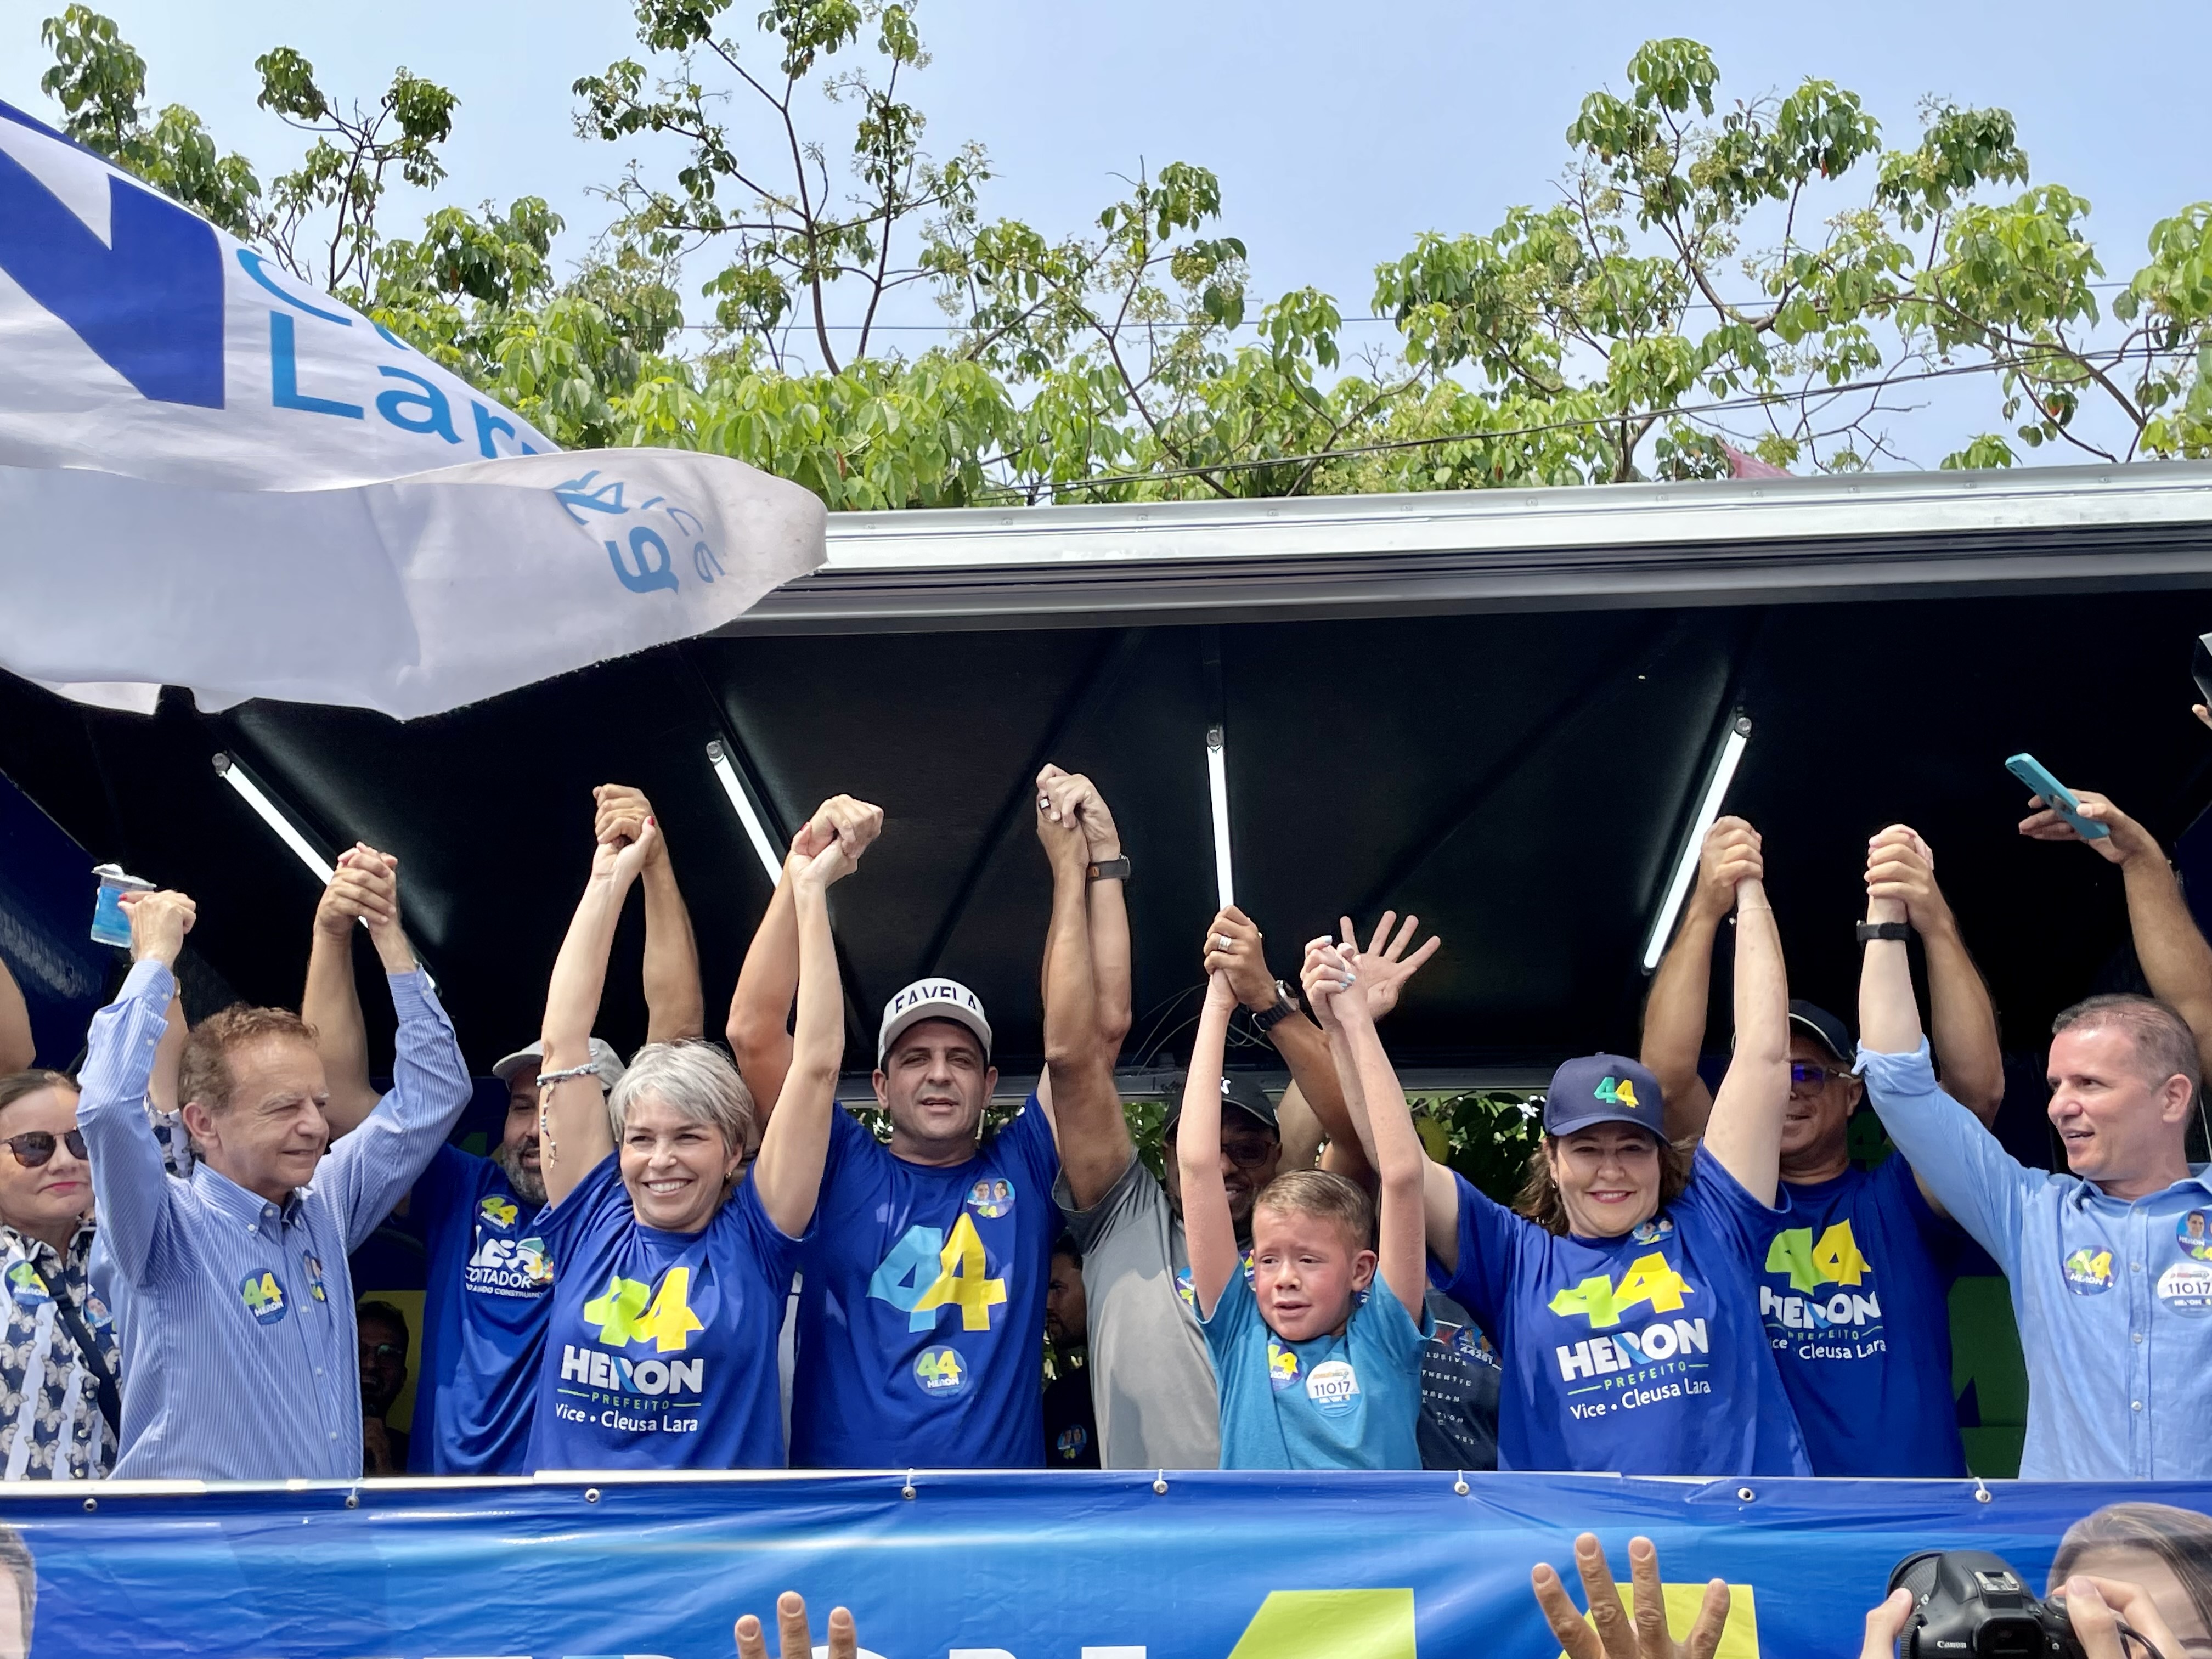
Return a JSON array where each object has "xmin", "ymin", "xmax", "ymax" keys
[
  {"xmin": 1334, "ymin": 910, "xmax": 1440, "ymax": 1021},
  {"xmin": 736, "ymin": 1591, "xmax": 857, "ymax": 1659},
  {"xmin": 1530, "ymin": 1534, "xmax": 1729, "ymax": 1659}
]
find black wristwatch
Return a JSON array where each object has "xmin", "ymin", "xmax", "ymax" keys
[
  {"xmin": 1855, "ymin": 920, "xmax": 1912, "ymax": 943},
  {"xmin": 1250, "ymin": 980, "xmax": 1302, "ymax": 1034},
  {"xmin": 1086, "ymin": 855, "xmax": 1131, "ymax": 883}
]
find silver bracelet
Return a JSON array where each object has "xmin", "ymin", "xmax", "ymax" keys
[{"xmin": 535, "ymin": 1062, "xmax": 599, "ymax": 1087}]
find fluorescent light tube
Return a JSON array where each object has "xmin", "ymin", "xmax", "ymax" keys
[
  {"xmin": 1640, "ymin": 713, "xmax": 1752, "ymax": 973},
  {"xmin": 707, "ymin": 741, "xmax": 784, "ymax": 883},
  {"xmin": 212, "ymin": 753, "xmax": 333, "ymax": 885},
  {"xmin": 1206, "ymin": 724, "xmax": 1235, "ymax": 911}
]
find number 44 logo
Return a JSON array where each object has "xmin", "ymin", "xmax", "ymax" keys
[{"xmin": 1547, "ymin": 1252, "xmax": 1692, "ymax": 1330}]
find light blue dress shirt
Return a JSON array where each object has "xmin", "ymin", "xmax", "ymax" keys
[
  {"xmin": 83, "ymin": 958, "xmax": 473, "ymax": 1481},
  {"xmin": 1859, "ymin": 1040, "xmax": 2212, "ymax": 1480}
]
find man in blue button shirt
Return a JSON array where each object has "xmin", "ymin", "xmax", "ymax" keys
[
  {"xmin": 1858, "ymin": 869, "xmax": 2212, "ymax": 1480},
  {"xmin": 83, "ymin": 864, "xmax": 472, "ymax": 1481}
]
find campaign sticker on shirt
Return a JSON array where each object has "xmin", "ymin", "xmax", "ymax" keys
[
  {"xmin": 1630, "ymin": 1217, "xmax": 1676, "ymax": 1245},
  {"xmin": 1175, "ymin": 1250, "xmax": 1256, "ymax": 1311},
  {"xmin": 1454, "ymin": 1324, "xmax": 1498, "ymax": 1367},
  {"xmin": 1305, "ymin": 1358, "xmax": 1362, "ymax": 1416},
  {"xmin": 5, "ymin": 1261, "xmax": 49, "ymax": 1308},
  {"xmin": 516, "ymin": 1236, "xmax": 555, "ymax": 1288},
  {"xmin": 2063, "ymin": 1246, "xmax": 2115, "ymax": 1295},
  {"xmin": 2158, "ymin": 1260, "xmax": 2212, "ymax": 1315},
  {"xmin": 1054, "ymin": 1423, "xmax": 1090, "ymax": 1462},
  {"xmin": 240, "ymin": 1270, "xmax": 289, "ymax": 1325},
  {"xmin": 479, "ymin": 1194, "xmax": 521, "ymax": 1231},
  {"xmin": 913, "ymin": 1344, "xmax": 971, "ymax": 1397},
  {"xmin": 2180, "ymin": 1210, "xmax": 2212, "ymax": 1262},
  {"xmin": 964, "ymin": 1177, "xmax": 1015, "ymax": 1219},
  {"xmin": 1267, "ymin": 1340, "xmax": 1302, "ymax": 1392},
  {"xmin": 302, "ymin": 1253, "xmax": 328, "ymax": 1303}
]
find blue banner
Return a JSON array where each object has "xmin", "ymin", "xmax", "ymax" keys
[{"xmin": 4, "ymin": 1471, "xmax": 2209, "ymax": 1659}]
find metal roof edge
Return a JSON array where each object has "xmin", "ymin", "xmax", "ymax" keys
[{"xmin": 815, "ymin": 460, "xmax": 2212, "ymax": 571}]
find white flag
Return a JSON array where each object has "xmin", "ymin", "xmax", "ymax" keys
[{"xmin": 0, "ymin": 99, "xmax": 824, "ymax": 719}]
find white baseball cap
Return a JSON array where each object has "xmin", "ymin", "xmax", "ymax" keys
[
  {"xmin": 877, "ymin": 979, "xmax": 992, "ymax": 1066},
  {"xmin": 492, "ymin": 1037, "xmax": 627, "ymax": 1094}
]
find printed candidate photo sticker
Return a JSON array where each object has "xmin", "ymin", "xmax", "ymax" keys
[{"xmin": 2180, "ymin": 1209, "xmax": 2212, "ymax": 1262}]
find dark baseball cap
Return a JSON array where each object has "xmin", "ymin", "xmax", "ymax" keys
[
  {"xmin": 1542, "ymin": 1054, "xmax": 1667, "ymax": 1138},
  {"xmin": 1788, "ymin": 1000, "xmax": 1854, "ymax": 1065},
  {"xmin": 1164, "ymin": 1072, "xmax": 1280, "ymax": 1136}
]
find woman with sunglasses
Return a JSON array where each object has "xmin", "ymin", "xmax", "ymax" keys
[{"xmin": 0, "ymin": 1071, "xmax": 120, "ymax": 1480}]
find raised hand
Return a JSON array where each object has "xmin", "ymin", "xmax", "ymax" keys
[
  {"xmin": 349, "ymin": 844, "xmax": 413, "ymax": 972},
  {"xmin": 1036, "ymin": 763, "xmax": 1122, "ymax": 860},
  {"xmin": 1531, "ymin": 1534, "xmax": 1729, "ymax": 1659},
  {"xmin": 120, "ymin": 889, "xmax": 195, "ymax": 968},
  {"xmin": 791, "ymin": 795, "xmax": 883, "ymax": 871},
  {"xmin": 1334, "ymin": 910, "xmax": 1440, "ymax": 1022},
  {"xmin": 1032, "ymin": 769, "xmax": 1090, "ymax": 867},
  {"xmin": 2017, "ymin": 787, "xmax": 2158, "ymax": 868},
  {"xmin": 1690, "ymin": 817, "xmax": 1763, "ymax": 919},
  {"xmin": 794, "ymin": 827, "xmax": 859, "ymax": 892},
  {"xmin": 736, "ymin": 1591, "xmax": 856, "ymax": 1659},
  {"xmin": 1863, "ymin": 824, "xmax": 1957, "ymax": 934},
  {"xmin": 1202, "ymin": 906, "xmax": 1278, "ymax": 1011},
  {"xmin": 1300, "ymin": 936, "xmax": 1360, "ymax": 1031},
  {"xmin": 315, "ymin": 845, "xmax": 397, "ymax": 939},
  {"xmin": 592, "ymin": 783, "xmax": 666, "ymax": 866}
]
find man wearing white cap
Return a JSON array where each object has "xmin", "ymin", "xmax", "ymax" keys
[
  {"xmin": 305, "ymin": 785, "xmax": 704, "ymax": 1474},
  {"xmin": 730, "ymin": 771, "xmax": 1130, "ymax": 1468}
]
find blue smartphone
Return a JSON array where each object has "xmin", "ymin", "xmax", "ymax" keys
[{"xmin": 2005, "ymin": 753, "xmax": 2109, "ymax": 840}]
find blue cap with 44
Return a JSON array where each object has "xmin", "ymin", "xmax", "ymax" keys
[{"xmin": 1542, "ymin": 1053, "xmax": 1667, "ymax": 1139}]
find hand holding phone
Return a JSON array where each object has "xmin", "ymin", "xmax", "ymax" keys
[{"xmin": 2005, "ymin": 753, "xmax": 2110, "ymax": 841}]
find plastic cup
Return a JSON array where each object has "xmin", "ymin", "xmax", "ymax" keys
[{"xmin": 90, "ymin": 864, "xmax": 154, "ymax": 947}]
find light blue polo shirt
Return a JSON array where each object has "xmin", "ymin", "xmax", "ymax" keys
[{"xmin": 1860, "ymin": 1040, "xmax": 2212, "ymax": 1480}]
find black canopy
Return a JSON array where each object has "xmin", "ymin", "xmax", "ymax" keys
[{"xmin": 7, "ymin": 463, "xmax": 2211, "ymax": 1087}]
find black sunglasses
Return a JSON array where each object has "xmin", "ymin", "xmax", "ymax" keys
[{"xmin": 4, "ymin": 1130, "xmax": 87, "ymax": 1169}]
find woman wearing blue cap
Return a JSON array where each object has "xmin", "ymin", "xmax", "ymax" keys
[{"xmin": 1331, "ymin": 868, "xmax": 1805, "ymax": 1475}]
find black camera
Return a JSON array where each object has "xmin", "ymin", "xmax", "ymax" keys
[{"xmin": 1888, "ymin": 1550, "xmax": 2084, "ymax": 1658}]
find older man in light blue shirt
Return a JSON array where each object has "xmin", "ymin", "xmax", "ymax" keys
[
  {"xmin": 1857, "ymin": 866, "xmax": 2212, "ymax": 1481},
  {"xmin": 83, "ymin": 866, "xmax": 471, "ymax": 1481}
]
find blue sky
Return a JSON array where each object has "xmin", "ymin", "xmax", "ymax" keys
[{"xmin": 6, "ymin": 0, "xmax": 2208, "ymax": 466}]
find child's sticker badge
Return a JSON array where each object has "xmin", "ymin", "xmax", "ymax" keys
[{"xmin": 240, "ymin": 1270, "xmax": 289, "ymax": 1325}]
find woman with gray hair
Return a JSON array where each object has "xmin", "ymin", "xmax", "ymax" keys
[{"xmin": 527, "ymin": 814, "xmax": 855, "ymax": 1469}]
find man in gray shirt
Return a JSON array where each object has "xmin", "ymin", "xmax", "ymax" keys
[{"xmin": 1060, "ymin": 1073, "xmax": 1280, "ymax": 1470}]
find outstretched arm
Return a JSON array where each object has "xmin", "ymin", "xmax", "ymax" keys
[
  {"xmin": 0, "ymin": 950, "xmax": 30, "ymax": 1073},
  {"xmin": 1036, "ymin": 765, "xmax": 1133, "ymax": 1063},
  {"xmin": 1175, "ymin": 971, "xmax": 1242, "ymax": 1318},
  {"xmin": 81, "ymin": 889, "xmax": 195, "ymax": 1284},
  {"xmin": 2023, "ymin": 789, "xmax": 2212, "ymax": 1080},
  {"xmin": 1308, "ymin": 941, "xmax": 1426, "ymax": 1322},
  {"xmin": 1640, "ymin": 817, "xmax": 1761, "ymax": 1140},
  {"xmin": 1702, "ymin": 876, "xmax": 1787, "ymax": 1207},
  {"xmin": 595, "ymin": 786, "xmax": 704, "ymax": 1043},
  {"xmin": 1864, "ymin": 826, "xmax": 2004, "ymax": 1124},
  {"xmin": 302, "ymin": 845, "xmax": 398, "ymax": 1137},
  {"xmin": 749, "ymin": 836, "xmax": 856, "ymax": 1237},
  {"xmin": 540, "ymin": 826, "xmax": 654, "ymax": 1209},
  {"xmin": 1036, "ymin": 789, "xmax": 1130, "ymax": 1208},
  {"xmin": 727, "ymin": 795, "xmax": 882, "ymax": 1122}
]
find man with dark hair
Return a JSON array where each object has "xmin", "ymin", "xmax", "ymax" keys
[
  {"xmin": 304, "ymin": 786, "xmax": 698, "ymax": 1476},
  {"xmin": 358, "ymin": 1300, "xmax": 411, "ymax": 1476},
  {"xmin": 1041, "ymin": 1236, "xmax": 1098, "ymax": 1467},
  {"xmin": 1861, "ymin": 866, "xmax": 2212, "ymax": 1477},
  {"xmin": 82, "ymin": 866, "xmax": 472, "ymax": 1480}
]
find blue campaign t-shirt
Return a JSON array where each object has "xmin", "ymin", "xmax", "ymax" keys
[
  {"xmin": 1436, "ymin": 1144, "xmax": 1812, "ymax": 1476},
  {"xmin": 408, "ymin": 1144, "xmax": 554, "ymax": 1475},
  {"xmin": 1760, "ymin": 1154, "xmax": 1968, "ymax": 1477},
  {"xmin": 527, "ymin": 1153, "xmax": 805, "ymax": 1471},
  {"xmin": 1202, "ymin": 1272, "xmax": 1425, "ymax": 1470},
  {"xmin": 788, "ymin": 1101, "xmax": 1059, "ymax": 1469}
]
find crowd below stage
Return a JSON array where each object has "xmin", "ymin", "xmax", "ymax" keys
[{"xmin": 1, "ymin": 725, "xmax": 2210, "ymax": 1497}]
